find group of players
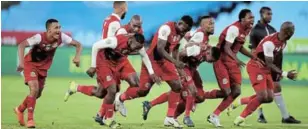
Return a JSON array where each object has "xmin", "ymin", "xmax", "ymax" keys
[{"xmin": 14, "ymin": 1, "xmax": 301, "ymax": 128}]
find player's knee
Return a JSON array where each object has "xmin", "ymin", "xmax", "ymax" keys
[
  {"xmin": 267, "ymin": 96, "xmax": 274, "ymax": 103},
  {"xmin": 232, "ymin": 90, "xmax": 241, "ymax": 98},
  {"xmin": 195, "ymin": 96, "xmax": 205, "ymax": 103},
  {"xmin": 221, "ymin": 89, "xmax": 231, "ymax": 97},
  {"xmin": 107, "ymin": 85, "xmax": 117, "ymax": 96},
  {"xmin": 274, "ymin": 84, "xmax": 282, "ymax": 93},
  {"xmin": 94, "ymin": 92, "xmax": 104, "ymax": 99}
]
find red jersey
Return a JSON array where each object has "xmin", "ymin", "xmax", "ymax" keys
[
  {"xmin": 182, "ymin": 43, "xmax": 210, "ymax": 68},
  {"xmin": 24, "ymin": 32, "xmax": 70, "ymax": 70},
  {"xmin": 102, "ymin": 13, "xmax": 121, "ymax": 39},
  {"xmin": 216, "ymin": 21, "xmax": 250, "ymax": 62},
  {"xmin": 190, "ymin": 28, "xmax": 209, "ymax": 45},
  {"xmin": 253, "ymin": 32, "xmax": 286, "ymax": 72},
  {"xmin": 97, "ymin": 35, "xmax": 130, "ymax": 65},
  {"xmin": 147, "ymin": 22, "xmax": 182, "ymax": 61}
]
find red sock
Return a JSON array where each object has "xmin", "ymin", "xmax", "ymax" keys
[
  {"xmin": 27, "ymin": 96, "xmax": 36, "ymax": 121},
  {"xmin": 240, "ymin": 97, "xmax": 261, "ymax": 118},
  {"xmin": 120, "ymin": 87, "xmax": 139, "ymax": 102},
  {"xmin": 167, "ymin": 91, "xmax": 180, "ymax": 117},
  {"xmin": 77, "ymin": 85, "xmax": 95, "ymax": 96},
  {"xmin": 204, "ymin": 89, "xmax": 220, "ymax": 99},
  {"xmin": 213, "ymin": 95, "xmax": 234, "ymax": 116},
  {"xmin": 104, "ymin": 104, "xmax": 114, "ymax": 119},
  {"xmin": 18, "ymin": 96, "xmax": 28, "ymax": 112},
  {"xmin": 185, "ymin": 95, "xmax": 195, "ymax": 117},
  {"xmin": 240, "ymin": 95, "xmax": 257, "ymax": 105},
  {"xmin": 150, "ymin": 92, "xmax": 169, "ymax": 107}
]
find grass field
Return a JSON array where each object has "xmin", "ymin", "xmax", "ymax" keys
[{"xmin": 2, "ymin": 75, "xmax": 308, "ymax": 129}]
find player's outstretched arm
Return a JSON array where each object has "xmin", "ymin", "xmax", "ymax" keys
[
  {"xmin": 68, "ymin": 40, "xmax": 82, "ymax": 67},
  {"xmin": 139, "ymin": 47, "xmax": 161, "ymax": 84}
]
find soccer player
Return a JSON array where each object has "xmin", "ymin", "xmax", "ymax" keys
[
  {"xmin": 115, "ymin": 15, "xmax": 193, "ymax": 128},
  {"xmin": 86, "ymin": 33, "xmax": 155, "ymax": 128},
  {"xmin": 141, "ymin": 16, "xmax": 218, "ymax": 127},
  {"xmin": 233, "ymin": 21, "xmax": 298, "ymax": 126},
  {"xmin": 14, "ymin": 19, "xmax": 82, "ymax": 128},
  {"xmin": 236, "ymin": 6, "xmax": 300, "ymax": 124},
  {"xmin": 205, "ymin": 9, "xmax": 255, "ymax": 127},
  {"xmin": 64, "ymin": 1, "xmax": 128, "ymax": 123}
]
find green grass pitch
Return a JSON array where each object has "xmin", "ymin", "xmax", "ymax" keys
[{"xmin": 1, "ymin": 75, "xmax": 308, "ymax": 129}]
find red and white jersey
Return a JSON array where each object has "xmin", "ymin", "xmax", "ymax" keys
[
  {"xmin": 116, "ymin": 24, "xmax": 144, "ymax": 35},
  {"xmin": 216, "ymin": 21, "xmax": 250, "ymax": 61},
  {"xmin": 189, "ymin": 28, "xmax": 209, "ymax": 45},
  {"xmin": 102, "ymin": 13, "xmax": 121, "ymax": 39},
  {"xmin": 182, "ymin": 43, "xmax": 210, "ymax": 68},
  {"xmin": 147, "ymin": 22, "xmax": 182, "ymax": 61},
  {"xmin": 254, "ymin": 32, "xmax": 286, "ymax": 61},
  {"xmin": 24, "ymin": 32, "xmax": 73, "ymax": 70}
]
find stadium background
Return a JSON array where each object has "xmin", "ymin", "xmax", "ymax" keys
[{"xmin": 1, "ymin": 1, "xmax": 308, "ymax": 129}]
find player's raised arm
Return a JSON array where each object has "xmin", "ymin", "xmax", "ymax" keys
[
  {"xmin": 157, "ymin": 25, "xmax": 185, "ymax": 69},
  {"xmin": 17, "ymin": 34, "xmax": 41, "ymax": 72},
  {"xmin": 224, "ymin": 26, "xmax": 245, "ymax": 67},
  {"xmin": 61, "ymin": 33, "xmax": 82, "ymax": 67},
  {"xmin": 138, "ymin": 47, "xmax": 161, "ymax": 84}
]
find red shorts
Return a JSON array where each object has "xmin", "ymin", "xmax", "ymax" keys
[
  {"xmin": 96, "ymin": 59, "xmax": 136, "ymax": 89},
  {"xmin": 139, "ymin": 60, "xmax": 179, "ymax": 91},
  {"xmin": 181, "ymin": 67, "xmax": 204, "ymax": 99},
  {"xmin": 213, "ymin": 59, "xmax": 242, "ymax": 89},
  {"xmin": 23, "ymin": 62, "xmax": 47, "ymax": 89},
  {"xmin": 247, "ymin": 60, "xmax": 274, "ymax": 92}
]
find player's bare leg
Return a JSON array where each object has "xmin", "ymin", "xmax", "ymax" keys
[
  {"xmin": 165, "ymin": 79, "xmax": 183, "ymax": 128},
  {"xmin": 98, "ymin": 84, "xmax": 121, "ymax": 128},
  {"xmin": 15, "ymin": 80, "xmax": 39, "ymax": 128},
  {"xmin": 234, "ymin": 89, "xmax": 273, "ymax": 126},
  {"xmin": 273, "ymin": 82, "xmax": 301, "ymax": 124},
  {"xmin": 115, "ymin": 73, "xmax": 139, "ymax": 117}
]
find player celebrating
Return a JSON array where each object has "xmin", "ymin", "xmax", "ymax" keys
[
  {"xmin": 233, "ymin": 21, "xmax": 297, "ymax": 126},
  {"xmin": 84, "ymin": 33, "xmax": 156, "ymax": 128},
  {"xmin": 14, "ymin": 19, "xmax": 82, "ymax": 128},
  {"xmin": 115, "ymin": 15, "xmax": 193, "ymax": 128},
  {"xmin": 234, "ymin": 7, "xmax": 300, "ymax": 124},
  {"xmin": 141, "ymin": 16, "xmax": 219, "ymax": 127},
  {"xmin": 64, "ymin": 15, "xmax": 145, "ymax": 117},
  {"xmin": 205, "ymin": 9, "xmax": 255, "ymax": 127}
]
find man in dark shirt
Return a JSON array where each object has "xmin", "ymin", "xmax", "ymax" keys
[{"xmin": 249, "ymin": 6, "xmax": 301, "ymax": 124}]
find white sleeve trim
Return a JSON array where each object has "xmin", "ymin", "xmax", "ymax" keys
[
  {"xmin": 116, "ymin": 28, "xmax": 128, "ymax": 35},
  {"xmin": 26, "ymin": 34, "xmax": 41, "ymax": 46},
  {"xmin": 91, "ymin": 37, "xmax": 118, "ymax": 67},
  {"xmin": 61, "ymin": 32, "xmax": 73, "ymax": 44},
  {"xmin": 139, "ymin": 47, "xmax": 154, "ymax": 75},
  {"xmin": 186, "ymin": 45, "xmax": 201, "ymax": 56},
  {"xmin": 225, "ymin": 25, "xmax": 239, "ymax": 43},
  {"xmin": 263, "ymin": 41, "xmax": 275, "ymax": 57},
  {"xmin": 158, "ymin": 25, "xmax": 171, "ymax": 40},
  {"xmin": 107, "ymin": 21, "xmax": 121, "ymax": 37},
  {"xmin": 189, "ymin": 32, "xmax": 204, "ymax": 43}
]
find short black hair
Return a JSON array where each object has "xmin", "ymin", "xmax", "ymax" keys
[
  {"xmin": 134, "ymin": 33, "xmax": 145, "ymax": 44},
  {"xmin": 181, "ymin": 15, "xmax": 194, "ymax": 28},
  {"xmin": 211, "ymin": 47, "xmax": 221, "ymax": 61},
  {"xmin": 238, "ymin": 9, "xmax": 251, "ymax": 21},
  {"xmin": 45, "ymin": 19, "xmax": 58, "ymax": 29},
  {"xmin": 259, "ymin": 6, "xmax": 271, "ymax": 14},
  {"xmin": 113, "ymin": 1, "xmax": 126, "ymax": 8}
]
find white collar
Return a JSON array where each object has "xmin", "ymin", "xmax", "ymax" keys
[{"xmin": 112, "ymin": 13, "xmax": 121, "ymax": 21}]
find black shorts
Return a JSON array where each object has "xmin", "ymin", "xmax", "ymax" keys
[{"xmin": 271, "ymin": 52, "xmax": 283, "ymax": 82}]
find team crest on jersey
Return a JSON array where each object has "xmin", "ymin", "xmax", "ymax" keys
[
  {"xmin": 222, "ymin": 78, "xmax": 228, "ymax": 85},
  {"xmin": 186, "ymin": 76, "xmax": 192, "ymax": 81},
  {"xmin": 240, "ymin": 34, "xmax": 245, "ymax": 38},
  {"xmin": 30, "ymin": 72, "xmax": 36, "ymax": 77},
  {"xmin": 106, "ymin": 75, "xmax": 112, "ymax": 81},
  {"xmin": 182, "ymin": 91, "xmax": 188, "ymax": 97},
  {"xmin": 52, "ymin": 42, "xmax": 58, "ymax": 48},
  {"xmin": 257, "ymin": 74, "xmax": 263, "ymax": 81},
  {"xmin": 145, "ymin": 83, "xmax": 151, "ymax": 88}
]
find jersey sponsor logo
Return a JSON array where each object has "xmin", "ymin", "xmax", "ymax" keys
[
  {"xmin": 186, "ymin": 76, "xmax": 192, "ymax": 81},
  {"xmin": 106, "ymin": 75, "xmax": 112, "ymax": 81},
  {"xmin": 30, "ymin": 72, "xmax": 36, "ymax": 77},
  {"xmin": 222, "ymin": 78, "xmax": 228, "ymax": 85},
  {"xmin": 257, "ymin": 74, "xmax": 263, "ymax": 81},
  {"xmin": 182, "ymin": 91, "xmax": 188, "ymax": 97}
]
